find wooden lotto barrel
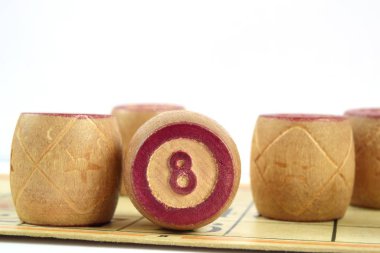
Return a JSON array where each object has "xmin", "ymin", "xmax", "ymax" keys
[
  {"xmin": 10, "ymin": 113, "xmax": 122, "ymax": 226},
  {"xmin": 345, "ymin": 108, "xmax": 380, "ymax": 209},
  {"xmin": 250, "ymin": 114, "xmax": 355, "ymax": 221},
  {"xmin": 123, "ymin": 110, "xmax": 241, "ymax": 230}
]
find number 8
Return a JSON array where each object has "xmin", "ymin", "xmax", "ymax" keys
[{"xmin": 168, "ymin": 151, "xmax": 197, "ymax": 195}]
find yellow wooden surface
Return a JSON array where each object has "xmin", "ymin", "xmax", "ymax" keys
[{"xmin": 1, "ymin": 174, "xmax": 380, "ymax": 252}]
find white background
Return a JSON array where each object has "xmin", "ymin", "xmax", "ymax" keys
[
  {"xmin": 1, "ymin": 0, "xmax": 380, "ymax": 252},
  {"xmin": 1, "ymin": 0, "xmax": 380, "ymax": 180}
]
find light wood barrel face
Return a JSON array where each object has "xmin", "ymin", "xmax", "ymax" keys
[{"xmin": 147, "ymin": 138, "xmax": 218, "ymax": 209}]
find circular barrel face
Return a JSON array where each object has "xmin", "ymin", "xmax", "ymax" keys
[{"xmin": 124, "ymin": 111, "xmax": 240, "ymax": 230}]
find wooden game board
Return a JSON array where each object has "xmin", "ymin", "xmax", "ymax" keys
[{"xmin": 1, "ymin": 174, "xmax": 380, "ymax": 253}]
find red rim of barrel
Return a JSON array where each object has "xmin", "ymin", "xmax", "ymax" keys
[
  {"xmin": 113, "ymin": 104, "xmax": 184, "ymax": 112},
  {"xmin": 260, "ymin": 114, "xmax": 346, "ymax": 122},
  {"xmin": 21, "ymin": 112, "xmax": 112, "ymax": 119},
  {"xmin": 345, "ymin": 108, "xmax": 380, "ymax": 119}
]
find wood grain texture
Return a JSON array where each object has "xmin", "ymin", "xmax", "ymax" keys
[
  {"xmin": 112, "ymin": 104, "xmax": 184, "ymax": 195},
  {"xmin": 346, "ymin": 109, "xmax": 380, "ymax": 209},
  {"xmin": 124, "ymin": 110, "xmax": 240, "ymax": 230},
  {"xmin": 251, "ymin": 114, "xmax": 355, "ymax": 221},
  {"xmin": 10, "ymin": 113, "xmax": 122, "ymax": 226}
]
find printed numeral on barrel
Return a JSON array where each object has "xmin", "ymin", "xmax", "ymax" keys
[{"xmin": 168, "ymin": 151, "xmax": 197, "ymax": 195}]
